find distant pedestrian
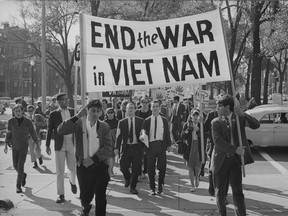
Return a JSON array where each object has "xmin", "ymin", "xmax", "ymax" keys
[
  {"xmin": 115, "ymin": 102, "xmax": 144, "ymax": 195},
  {"xmin": 58, "ymin": 99, "xmax": 112, "ymax": 216},
  {"xmin": 104, "ymin": 107, "xmax": 118, "ymax": 177},
  {"xmin": 26, "ymin": 105, "xmax": 46, "ymax": 168},
  {"xmin": 5, "ymin": 104, "xmax": 40, "ymax": 193},
  {"xmin": 141, "ymin": 100, "xmax": 171, "ymax": 195},
  {"xmin": 45, "ymin": 93, "xmax": 77, "ymax": 203},
  {"xmin": 116, "ymin": 99, "xmax": 128, "ymax": 120},
  {"xmin": 35, "ymin": 101, "xmax": 46, "ymax": 118}
]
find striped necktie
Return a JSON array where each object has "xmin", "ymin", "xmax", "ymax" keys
[{"xmin": 225, "ymin": 117, "xmax": 231, "ymax": 143}]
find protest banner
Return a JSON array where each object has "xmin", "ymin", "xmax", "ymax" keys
[{"xmin": 79, "ymin": 9, "xmax": 231, "ymax": 92}]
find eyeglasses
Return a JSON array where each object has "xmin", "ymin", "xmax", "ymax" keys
[
  {"xmin": 107, "ymin": 112, "xmax": 114, "ymax": 114},
  {"xmin": 59, "ymin": 97, "xmax": 69, "ymax": 101}
]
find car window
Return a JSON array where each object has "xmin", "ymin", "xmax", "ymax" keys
[
  {"xmin": 275, "ymin": 112, "xmax": 288, "ymax": 124},
  {"xmin": 260, "ymin": 113, "xmax": 274, "ymax": 124}
]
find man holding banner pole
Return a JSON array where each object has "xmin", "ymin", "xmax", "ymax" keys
[{"xmin": 211, "ymin": 94, "xmax": 260, "ymax": 216}]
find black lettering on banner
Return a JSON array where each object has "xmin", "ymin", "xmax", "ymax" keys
[
  {"xmin": 74, "ymin": 42, "xmax": 80, "ymax": 61},
  {"xmin": 130, "ymin": 60, "xmax": 145, "ymax": 85},
  {"xmin": 196, "ymin": 20, "xmax": 214, "ymax": 43},
  {"xmin": 142, "ymin": 59, "xmax": 153, "ymax": 84},
  {"xmin": 93, "ymin": 66, "xmax": 105, "ymax": 86},
  {"xmin": 105, "ymin": 24, "xmax": 119, "ymax": 49},
  {"xmin": 108, "ymin": 58, "xmax": 121, "ymax": 85},
  {"xmin": 163, "ymin": 56, "xmax": 180, "ymax": 83},
  {"xmin": 181, "ymin": 54, "xmax": 199, "ymax": 80},
  {"xmin": 91, "ymin": 21, "xmax": 103, "ymax": 48},
  {"xmin": 121, "ymin": 26, "xmax": 135, "ymax": 50},
  {"xmin": 123, "ymin": 59, "xmax": 130, "ymax": 85},
  {"xmin": 182, "ymin": 23, "xmax": 199, "ymax": 46},
  {"xmin": 197, "ymin": 50, "xmax": 219, "ymax": 78},
  {"xmin": 156, "ymin": 25, "xmax": 179, "ymax": 49}
]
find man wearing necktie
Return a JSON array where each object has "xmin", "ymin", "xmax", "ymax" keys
[
  {"xmin": 171, "ymin": 96, "xmax": 187, "ymax": 144},
  {"xmin": 141, "ymin": 100, "xmax": 171, "ymax": 195},
  {"xmin": 115, "ymin": 102, "xmax": 144, "ymax": 195},
  {"xmin": 45, "ymin": 93, "xmax": 77, "ymax": 203},
  {"xmin": 211, "ymin": 94, "xmax": 260, "ymax": 216}
]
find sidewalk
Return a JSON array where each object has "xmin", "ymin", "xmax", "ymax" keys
[{"xmin": 0, "ymin": 140, "xmax": 288, "ymax": 216}]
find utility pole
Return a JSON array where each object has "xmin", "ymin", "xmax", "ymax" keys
[{"xmin": 41, "ymin": 0, "xmax": 47, "ymax": 111}]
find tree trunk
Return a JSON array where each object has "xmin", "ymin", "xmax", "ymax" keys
[
  {"xmin": 263, "ymin": 58, "xmax": 270, "ymax": 104},
  {"xmin": 245, "ymin": 58, "xmax": 252, "ymax": 100},
  {"xmin": 90, "ymin": 0, "xmax": 100, "ymax": 16},
  {"xmin": 251, "ymin": 2, "xmax": 263, "ymax": 105}
]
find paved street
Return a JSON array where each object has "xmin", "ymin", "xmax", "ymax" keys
[{"xmin": 0, "ymin": 108, "xmax": 288, "ymax": 215}]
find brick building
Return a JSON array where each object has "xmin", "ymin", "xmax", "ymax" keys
[{"xmin": 0, "ymin": 23, "xmax": 66, "ymax": 101}]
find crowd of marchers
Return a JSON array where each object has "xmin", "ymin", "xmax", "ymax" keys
[{"xmin": 4, "ymin": 92, "xmax": 260, "ymax": 216}]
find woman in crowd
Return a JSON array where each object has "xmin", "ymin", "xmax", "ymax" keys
[
  {"xmin": 181, "ymin": 108, "xmax": 203, "ymax": 192},
  {"xmin": 104, "ymin": 107, "xmax": 119, "ymax": 177}
]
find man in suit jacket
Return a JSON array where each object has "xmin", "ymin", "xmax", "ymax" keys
[
  {"xmin": 58, "ymin": 99, "xmax": 112, "ymax": 216},
  {"xmin": 115, "ymin": 101, "xmax": 144, "ymax": 195},
  {"xmin": 116, "ymin": 99, "xmax": 128, "ymax": 120},
  {"xmin": 211, "ymin": 94, "xmax": 260, "ymax": 216},
  {"xmin": 46, "ymin": 93, "xmax": 77, "ymax": 203},
  {"xmin": 171, "ymin": 96, "xmax": 186, "ymax": 143},
  {"xmin": 141, "ymin": 100, "xmax": 171, "ymax": 195}
]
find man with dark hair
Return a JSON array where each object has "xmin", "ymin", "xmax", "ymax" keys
[
  {"xmin": 171, "ymin": 96, "xmax": 186, "ymax": 144},
  {"xmin": 5, "ymin": 104, "xmax": 40, "ymax": 193},
  {"xmin": 46, "ymin": 93, "xmax": 77, "ymax": 203},
  {"xmin": 58, "ymin": 99, "xmax": 112, "ymax": 216},
  {"xmin": 141, "ymin": 100, "xmax": 171, "ymax": 195},
  {"xmin": 116, "ymin": 99, "xmax": 128, "ymax": 120},
  {"xmin": 115, "ymin": 101, "xmax": 144, "ymax": 195},
  {"xmin": 135, "ymin": 97, "xmax": 152, "ymax": 179},
  {"xmin": 211, "ymin": 94, "xmax": 260, "ymax": 216}
]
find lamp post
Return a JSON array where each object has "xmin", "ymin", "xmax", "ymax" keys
[{"xmin": 30, "ymin": 59, "xmax": 35, "ymax": 105}]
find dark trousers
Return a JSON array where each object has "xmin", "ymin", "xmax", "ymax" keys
[
  {"xmin": 119, "ymin": 144, "xmax": 142, "ymax": 189},
  {"xmin": 77, "ymin": 162, "xmax": 110, "ymax": 216},
  {"xmin": 171, "ymin": 120, "xmax": 181, "ymax": 142},
  {"xmin": 213, "ymin": 155, "xmax": 246, "ymax": 216},
  {"xmin": 146, "ymin": 141, "xmax": 167, "ymax": 190},
  {"xmin": 12, "ymin": 147, "xmax": 28, "ymax": 185}
]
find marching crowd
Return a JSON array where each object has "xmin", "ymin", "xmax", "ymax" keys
[{"xmin": 4, "ymin": 92, "xmax": 260, "ymax": 216}]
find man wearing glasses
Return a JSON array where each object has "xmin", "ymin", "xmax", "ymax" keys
[
  {"xmin": 46, "ymin": 93, "xmax": 77, "ymax": 203},
  {"xmin": 115, "ymin": 101, "xmax": 144, "ymax": 195}
]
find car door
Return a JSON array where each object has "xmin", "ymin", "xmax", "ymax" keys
[
  {"xmin": 273, "ymin": 112, "xmax": 288, "ymax": 146},
  {"xmin": 255, "ymin": 113, "xmax": 274, "ymax": 146}
]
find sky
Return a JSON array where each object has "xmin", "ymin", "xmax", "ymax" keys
[{"xmin": 0, "ymin": 0, "xmax": 79, "ymax": 49}]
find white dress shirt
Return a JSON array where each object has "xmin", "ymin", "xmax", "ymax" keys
[
  {"xmin": 149, "ymin": 115, "xmax": 164, "ymax": 142},
  {"xmin": 86, "ymin": 119, "xmax": 100, "ymax": 157}
]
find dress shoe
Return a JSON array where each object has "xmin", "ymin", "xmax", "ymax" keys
[
  {"xmin": 22, "ymin": 173, "xmax": 27, "ymax": 187},
  {"xmin": 33, "ymin": 162, "xmax": 38, "ymax": 168},
  {"xmin": 81, "ymin": 203, "xmax": 92, "ymax": 216},
  {"xmin": 157, "ymin": 184, "xmax": 163, "ymax": 195},
  {"xmin": 190, "ymin": 187, "xmax": 196, "ymax": 192},
  {"xmin": 150, "ymin": 189, "xmax": 156, "ymax": 195},
  {"xmin": 39, "ymin": 156, "xmax": 43, "ymax": 165},
  {"xmin": 124, "ymin": 179, "xmax": 130, "ymax": 188},
  {"xmin": 208, "ymin": 186, "xmax": 215, "ymax": 196},
  {"xmin": 56, "ymin": 195, "xmax": 65, "ymax": 203},
  {"xmin": 70, "ymin": 181, "xmax": 77, "ymax": 194},
  {"xmin": 16, "ymin": 184, "xmax": 22, "ymax": 193},
  {"xmin": 130, "ymin": 188, "xmax": 138, "ymax": 194}
]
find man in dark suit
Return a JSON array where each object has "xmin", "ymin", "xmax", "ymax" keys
[
  {"xmin": 46, "ymin": 93, "xmax": 77, "ymax": 203},
  {"xmin": 211, "ymin": 94, "xmax": 260, "ymax": 216},
  {"xmin": 115, "ymin": 101, "xmax": 144, "ymax": 195},
  {"xmin": 171, "ymin": 96, "xmax": 186, "ymax": 143},
  {"xmin": 116, "ymin": 99, "xmax": 128, "ymax": 120},
  {"xmin": 141, "ymin": 100, "xmax": 171, "ymax": 195}
]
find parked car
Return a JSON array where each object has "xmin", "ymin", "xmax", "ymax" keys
[
  {"xmin": 0, "ymin": 120, "xmax": 7, "ymax": 138},
  {"xmin": 245, "ymin": 104, "xmax": 288, "ymax": 147},
  {"xmin": 0, "ymin": 103, "xmax": 5, "ymax": 114},
  {"xmin": 0, "ymin": 97, "xmax": 12, "ymax": 107}
]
